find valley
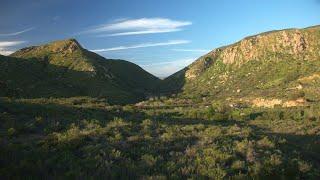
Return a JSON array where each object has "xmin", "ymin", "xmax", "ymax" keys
[{"xmin": 1, "ymin": 25, "xmax": 320, "ymax": 179}]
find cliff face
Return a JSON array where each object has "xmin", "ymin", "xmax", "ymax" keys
[{"xmin": 185, "ymin": 26, "xmax": 320, "ymax": 80}]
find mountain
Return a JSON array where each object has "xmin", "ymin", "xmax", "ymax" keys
[
  {"xmin": 163, "ymin": 25, "xmax": 320, "ymax": 105},
  {"xmin": 0, "ymin": 39, "xmax": 160, "ymax": 104},
  {"xmin": 2, "ymin": 25, "xmax": 320, "ymax": 105}
]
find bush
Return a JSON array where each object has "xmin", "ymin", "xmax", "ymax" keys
[
  {"xmin": 7, "ymin": 128, "xmax": 16, "ymax": 137},
  {"xmin": 141, "ymin": 154, "xmax": 157, "ymax": 167},
  {"xmin": 305, "ymin": 91, "xmax": 320, "ymax": 102},
  {"xmin": 231, "ymin": 160, "xmax": 246, "ymax": 170},
  {"xmin": 257, "ymin": 136, "xmax": 275, "ymax": 149},
  {"xmin": 289, "ymin": 91, "xmax": 305, "ymax": 100},
  {"xmin": 35, "ymin": 116, "xmax": 44, "ymax": 124},
  {"xmin": 284, "ymin": 71, "xmax": 300, "ymax": 83}
]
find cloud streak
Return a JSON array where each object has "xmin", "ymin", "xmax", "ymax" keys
[
  {"xmin": 0, "ymin": 49, "xmax": 14, "ymax": 55},
  {"xmin": 0, "ymin": 27, "xmax": 35, "ymax": 36},
  {"xmin": 83, "ymin": 18, "xmax": 191, "ymax": 36},
  {"xmin": 171, "ymin": 48, "xmax": 210, "ymax": 53},
  {"xmin": 97, "ymin": 29, "xmax": 181, "ymax": 37},
  {"xmin": 0, "ymin": 41, "xmax": 26, "ymax": 55},
  {"xmin": 0, "ymin": 41, "xmax": 26, "ymax": 47},
  {"xmin": 91, "ymin": 40, "xmax": 190, "ymax": 52}
]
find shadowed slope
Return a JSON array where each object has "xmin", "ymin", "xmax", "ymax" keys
[{"xmin": 1, "ymin": 39, "xmax": 161, "ymax": 104}]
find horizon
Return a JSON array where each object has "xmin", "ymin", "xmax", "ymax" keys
[{"xmin": 1, "ymin": 0, "xmax": 320, "ymax": 77}]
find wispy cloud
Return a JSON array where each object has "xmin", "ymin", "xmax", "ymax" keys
[
  {"xmin": 82, "ymin": 18, "xmax": 192, "ymax": 36},
  {"xmin": 171, "ymin": 48, "xmax": 210, "ymax": 53},
  {"xmin": 141, "ymin": 58, "xmax": 194, "ymax": 78},
  {"xmin": 0, "ymin": 41, "xmax": 26, "ymax": 47},
  {"xmin": 91, "ymin": 40, "xmax": 190, "ymax": 52},
  {"xmin": 98, "ymin": 29, "xmax": 181, "ymax": 37},
  {"xmin": 0, "ymin": 27, "xmax": 35, "ymax": 36},
  {"xmin": 0, "ymin": 49, "xmax": 14, "ymax": 55},
  {"xmin": 0, "ymin": 41, "xmax": 26, "ymax": 55}
]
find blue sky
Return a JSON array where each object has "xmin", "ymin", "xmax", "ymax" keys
[{"xmin": 0, "ymin": 0, "xmax": 319, "ymax": 77}]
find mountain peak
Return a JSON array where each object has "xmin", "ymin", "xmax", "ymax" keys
[
  {"xmin": 57, "ymin": 38, "xmax": 81, "ymax": 47},
  {"xmin": 11, "ymin": 38, "xmax": 83, "ymax": 57},
  {"xmin": 45, "ymin": 38, "xmax": 83, "ymax": 54},
  {"xmin": 9, "ymin": 38, "xmax": 98, "ymax": 73}
]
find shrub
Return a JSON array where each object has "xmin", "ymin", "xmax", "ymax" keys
[
  {"xmin": 289, "ymin": 91, "xmax": 305, "ymax": 100},
  {"xmin": 212, "ymin": 101, "xmax": 231, "ymax": 114},
  {"xmin": 284, "ymin": 72, "xmax": 300, "ymax": 83},
  {"xmin": 140, "ymin": 154, "xmax": 157, "ymax": 167},
  {"xmin": 122, "ymin": 105, "xmax": 135, "ymax": 113},
  {"xmin": 231, "ymin": 160, "xmax": 246, "ymax": 170},
  {"xmin": 304, "ymin": 90, "xmax": 320, "ymax": 102},
  {"xmin": 7, "ymin": 128, "xmax": 16, "ymax": 137},
  {"xmin": 298, "ymin": 160, "xmax": 311, "ymax": 173},
  {"xmin": 257, "ymin": 137, "xmax": 275, "ymax": 149},
  {"xmin": 35, "ymin": 116, "xmax": 44, "ymax": 124}
]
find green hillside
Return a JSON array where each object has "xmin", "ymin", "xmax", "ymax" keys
[
  {"xmin": 163, "ymin": 25, "xmax": 320, "ymax": 106},
  {"xmin": 0, "ymin": 39, "xmax": 160, "ymax": 104}
]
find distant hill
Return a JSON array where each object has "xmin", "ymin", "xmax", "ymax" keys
[
  {"xmin": 0, "ymin": 39, "xmax": 160, "ymax": 104},
  {"xmin": 162, "ymin": 25, "xmax": 320, "ymax": 104}
]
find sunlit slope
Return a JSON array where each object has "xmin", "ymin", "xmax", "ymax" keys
[{"xmin": 163, "ymin": 25, "xmax": 320, "ymax": 103}]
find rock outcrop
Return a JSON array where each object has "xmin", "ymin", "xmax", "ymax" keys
[{"xmin": 185, "ymin": 26, "xmax": 320, "ymax": 80}]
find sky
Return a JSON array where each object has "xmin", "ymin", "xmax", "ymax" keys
[{"xmin": 0, "ymin": 0, "xmax": 319, "ymax": 77}]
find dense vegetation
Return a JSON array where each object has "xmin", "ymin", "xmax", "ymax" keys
[{"xmin": 0, "ymin": 97, "xmax": 320, "ymax": 179}]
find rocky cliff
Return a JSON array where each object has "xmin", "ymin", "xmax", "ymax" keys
[
  {"xmin": 163, "ymin": 25, "xmax": 320, "ymax": 104},
  {"xmin": 185, "ymin": 25, "xmax": 320, "ymax": 80}
]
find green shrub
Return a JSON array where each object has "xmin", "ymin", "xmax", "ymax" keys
[
  {"xmin": 140, "ymin": 154, "xmax": 157, "ymax": 167},
  {"xmin": 7, "ymin": 128, "xmax": 16, "ymax": 137},
  {"xmin": 289, "ymin": 91, "xmax": 305, "ymax": 100},
  {"xmin": 257, "ymin": 136, "xmax": 275, "ymax": 148},
  {"xmin": 231, "ymin": 160, "xmax": 246, "ymax": 170},
  {"xmin": 35, "ymin": 116, "xmax": 44, "ymax": 124},
  {"xmin": 298, "ymin": 160, "xmax": 312, "ymax": 173}
]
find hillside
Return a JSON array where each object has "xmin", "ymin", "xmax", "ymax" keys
[
  {"xmin": 0, "ymin": 39, "xmax": 160, "ymax": 104},
  {"xmin": 163, "ymin": 25, "xmax": 320, "ymax": 106}
]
